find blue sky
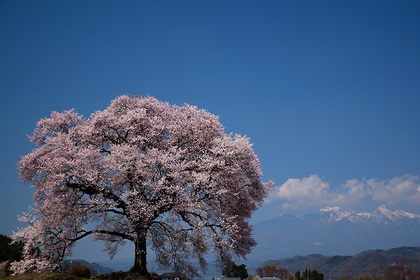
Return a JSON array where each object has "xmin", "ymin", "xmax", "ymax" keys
[{"xmin": 1, "ymin": 0, "xmax": 420, "ymax": 261}]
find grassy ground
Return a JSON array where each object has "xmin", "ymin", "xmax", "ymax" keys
[
  {"xmin": 1, "ymin": 271, "xmax": 153, "ymax": 280},
  {"xmin": 0, "ymin": 262, "xmax": 151, "ymax": 280},
  {"xmin": 1, "ymin": 271, "xmax": 89, "ymax": 280}
]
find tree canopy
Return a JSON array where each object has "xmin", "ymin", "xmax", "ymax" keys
[
  {"xmin": 257, "ymin": 263, "xmax": 291, "ymax": 280},
  {"xmin": 223, "ymin": 262, "xmax": 249, "ymax": 280},
  {"xmin": 12, "ymin": 95, "xmax": 270, "ymax": 277}
]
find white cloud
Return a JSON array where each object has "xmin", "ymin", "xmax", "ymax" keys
[
  {"xmin": 271, "ymin": 175, "xmax": 330, "ymax": 200},
  {"xmin": 267, "ymin": 174, "xmax": 420, "ymax": 212},
  {"xmin": 363, "ymin": 175, "xmax": 420, "ymax": 204},
  {"xmin": 268, "ymin": 175, "xmax": 337, "ymax": 211}
]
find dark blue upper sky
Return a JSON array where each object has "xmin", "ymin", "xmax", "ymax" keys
[{"xmin": 1, "ymin": 0, "xmax": 420, "ymax": 242}]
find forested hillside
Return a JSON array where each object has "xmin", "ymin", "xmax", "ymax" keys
[{"xmin": 0, "ymin": 235, "xmax": 22, "ymax": 263}]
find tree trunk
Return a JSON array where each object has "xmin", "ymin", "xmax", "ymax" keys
[{"xmin": 131, "ymin": 235, "xmax": 149, "ymax": 275}]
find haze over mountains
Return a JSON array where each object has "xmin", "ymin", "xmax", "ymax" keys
[{"xmin": 248, "ymin": 205, "xmax": 420, "ymax": 261}]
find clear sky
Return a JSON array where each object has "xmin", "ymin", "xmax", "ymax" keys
[{"xmin": 1, "ymin": 0, "xmax": 420, "ymax": 261}]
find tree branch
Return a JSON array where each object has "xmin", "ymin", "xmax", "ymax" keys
[
  {"xmin": 69, "ymin": 229, "xmax": 134, "ymax": 242},
  {"xmin": 67, "ymin": 183, "xmax": 128, "ymax": 215}
]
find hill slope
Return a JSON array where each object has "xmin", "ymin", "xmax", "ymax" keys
[{"xmin": 267, "ymin": 246, "xmax": 420, "ymax": 280}]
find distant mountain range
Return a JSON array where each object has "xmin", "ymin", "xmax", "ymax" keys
[
  {"xmin": 266, "ymin": 246, "xmax": 420, "ymax": 280},
  {"xmin": 248, "ymin": 205, "xmax": 420, "ymax": 261}
]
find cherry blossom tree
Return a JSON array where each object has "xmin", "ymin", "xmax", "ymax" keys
[{"xmin": 12, "ymin": 95, "xmax": 271, "ymax": 276}]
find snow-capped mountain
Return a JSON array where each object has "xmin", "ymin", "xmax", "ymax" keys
[
  {"xmin": 248, "ymin": 206, "xmax": 420, "ymax": 261},
  {"xmin": 319, "ymin": 205, "xmax": 420, "ymax": 224}
]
